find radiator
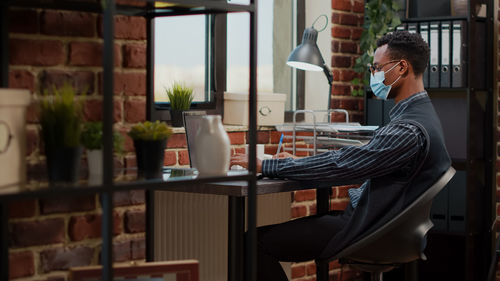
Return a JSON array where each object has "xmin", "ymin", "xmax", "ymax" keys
[{"xmin": 154, "ymin": 191, "xmax": 291, "ymax": 281}]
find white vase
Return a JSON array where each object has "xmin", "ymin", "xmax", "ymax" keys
[
  {"xmin": 87, "ymin": 149, "xmax": 103, "ymax": 176},
  {"xmin": 193, "ymin": 115, "xmax": 231, "ymax": 176}
]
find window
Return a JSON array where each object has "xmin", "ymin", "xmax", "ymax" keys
[
  {"xmin": 226, "ymin": 0, "xmax": 296, "ymax": 112},
  {"xmin": 150, "ymin": 1, "xmax": 304, "ymax": 121},
  {"xmin": 154, "ymin": 15, "xmax": 211, "ymax": 105}
]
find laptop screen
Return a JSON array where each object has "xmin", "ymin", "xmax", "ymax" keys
[{"xmin": 183, "ymin": 111, "xmax": 206, "ymax": 169}]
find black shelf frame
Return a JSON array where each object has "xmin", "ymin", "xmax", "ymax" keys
[{"xmin": 0, "ymin": 1, "xmax": 259, "ymax": 281}]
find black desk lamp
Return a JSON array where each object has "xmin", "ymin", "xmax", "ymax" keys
[{"xmin": 287, "ymin": 19, "xmax": 333, "ymax": 110}]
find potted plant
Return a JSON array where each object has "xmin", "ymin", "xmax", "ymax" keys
[
  {"xmin": 166, "ymin": 82, "xmax": 194, "ymax": 127},
  {"xmin": 39, "ymin": 83, "xmax": 83, "ymax": 183},
  {"xmin": 128, "ymin": 120, "xmax": 173, "ymax": 179},
  {"xmin": 81, "ymin": 121, "xmax": 124, "ymax": 179}
]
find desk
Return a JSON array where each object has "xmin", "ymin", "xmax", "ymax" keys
[{"xmin": 208, "ymin": 179, "xmax": 334, "ymax": 281}]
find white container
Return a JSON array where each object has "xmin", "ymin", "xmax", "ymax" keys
[
  {"xmin": 223, "ymin": 92, "xmax": 286, "ymax": 126},
  {"xmin": 87, "ymin": 149, "xmax": 103, "ymax": 177},
  {"xmin": 0, "ymin": 89, "xmax": 31, "ymax": 191},
  {"xmin": 194, "ymin": 115, "xmax": 231, "ymax": 176}
]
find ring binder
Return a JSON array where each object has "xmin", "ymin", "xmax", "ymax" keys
[
  {"xmin": 452, "ymin": 21, "xmax": 466, "ymax": 88},
  {"xmin": 429, "ymin": 22, "xmax": 440, "ymax": 88},
  {"xmin": 440, "ymin": 21, "xmax": 451, "ymax": 88}
]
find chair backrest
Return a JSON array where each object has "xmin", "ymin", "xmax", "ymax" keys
[
  {"xmin": 69, "ymin": 260, "xmax": 199, "ymax": 281},
  {"xmin": 183, "ymin": 111, "xmax": 206, "ymax": 168},
  {"xmin": 334, "ymin": 166, "xmax": 456, "ymax": 265}
]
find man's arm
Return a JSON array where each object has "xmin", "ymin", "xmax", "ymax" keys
[{"xmin": 262, "ymin": 122, "xmax": 426, "ymax": 182}]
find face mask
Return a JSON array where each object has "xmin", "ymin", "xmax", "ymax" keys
[{"xmin": 369, "ymin": 62, "xmax": 402, "ymax": 100}]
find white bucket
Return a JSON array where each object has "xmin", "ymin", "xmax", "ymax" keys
[{"xmin": 0, "ymin": 89, "xmax": 31, "ymax": 191}]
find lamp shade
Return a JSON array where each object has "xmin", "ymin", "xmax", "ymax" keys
[{"xmin": 286, "ymin": 27, "xmax": 325, "ymax": 72}]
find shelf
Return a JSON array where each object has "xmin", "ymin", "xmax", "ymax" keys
[
  {"xmin": 7, "ymin": 0, "xmax": 255, "ymax": 17},
  {"xmin": 0, "ymin": 168, "xmax": 254, "ymax": 201},
  {"xmin": 402, "ymin": 16, "xmax": 468, "ymax": 22}
]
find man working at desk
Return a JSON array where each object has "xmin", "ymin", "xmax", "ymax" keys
[{"xmin": 230, "ymin": 30, "xmax": 451, "ymax": 281}]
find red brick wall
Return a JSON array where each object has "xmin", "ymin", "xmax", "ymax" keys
[
  {"xmin": 330, "ymin": 0, "xmax": 365, "ymax": 123},
  {"xmin": 8, "ymin": 7, "xmax": 150, "ymax": 281},
  {"xmin": 7, "ymin": 4, "xmax": 362, "ymax": 281}
]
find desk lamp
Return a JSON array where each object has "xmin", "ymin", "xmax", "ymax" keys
[{"xmin": 287, "ymin": 16, "xmax": 333, "ymax": 110}]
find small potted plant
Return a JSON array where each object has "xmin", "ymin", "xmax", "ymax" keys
[
  {"xmin": 166, "ymin": 82, "xmax": 194, "ymax": 127},
  {"xmin": 128, "ymin": 120, "xmax": 173, "ymax": 179},
  {"xmin": 81, "ymin": 122, "xmax": 124, "ymax": 178},
  {"xmin": 39, "ymin": 83, "xmax": 83, "ymax": 183}
]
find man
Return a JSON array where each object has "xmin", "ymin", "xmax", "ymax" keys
[{"xmin": 230, "ymin": 30, "xmax": 451, "ymax": 281}]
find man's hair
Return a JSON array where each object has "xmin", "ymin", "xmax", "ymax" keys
[{"xmin": 376, "ymin": 30, "xmax": 430, "ymax": 76}]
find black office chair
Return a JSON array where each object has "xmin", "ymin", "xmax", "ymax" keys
[{"xmin": 320, "ymin": 166, "xmax": 456, "ymax": 281}]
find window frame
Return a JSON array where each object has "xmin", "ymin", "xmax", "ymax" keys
[{"xmin": 147, "ymin": 2, "xmax": 305, "ymax": 123}]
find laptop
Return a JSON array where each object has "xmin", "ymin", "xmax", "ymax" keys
[{"xmin": 182, "ymin": 111, "xmax": 207, "ymax": 169}]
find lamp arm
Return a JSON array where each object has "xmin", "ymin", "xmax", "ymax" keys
[
  {"xmin": 322, "ymin": 64, "xmax": 333, "ymax": 110},
  {"xmin": 322, "ymin": 64, "xmax": 333, "ymax": 85}
]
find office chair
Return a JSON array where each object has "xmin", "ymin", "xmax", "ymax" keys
[{"xmin": 317, "ymin": 166, "xmax": 456, "ymax": 281}]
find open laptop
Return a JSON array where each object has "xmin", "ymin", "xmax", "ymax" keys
[{"xmin": 182, "ymin": 111, "xmax": 207, "ymax": 169}]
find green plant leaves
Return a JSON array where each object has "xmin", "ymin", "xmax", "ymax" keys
[
  {"xmin": 40, "ymin": 83, "xmax": 83, "ymax": 148},
  {"xmin": 128, "ymin": 120, "xmax": 173, "ymax": 141},
  {"xmin": 166, "ymin": 82, "xmax": 194, "ymax": 111},
  {"xmin": 81, "ymin": 121, "xmax": 124, "ymax": 154}
]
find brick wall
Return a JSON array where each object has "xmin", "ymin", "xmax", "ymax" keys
[
  {"xmin": 330, "ymin": 0, "xmax": 365, "ymax": 123},
  {"xmin": 7, "ymin": 3, "xmax": 362, "ymax": 281},
  {"xmin": 8, "ymin": 7, "xmax": 150, "ymax": 281}
]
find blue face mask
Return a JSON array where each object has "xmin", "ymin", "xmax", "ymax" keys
[{"xmin": 369, "ymin": 62, "xmax": 401, "ymax": 100}]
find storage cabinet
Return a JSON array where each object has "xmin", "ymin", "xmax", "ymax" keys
[
  {"xmin": 364, "ymin": 0, "xmax": 495, "ymax": 280},
  {"xmin": 0, "ymin": 1, "xmax": 259, "ymax": 281}
]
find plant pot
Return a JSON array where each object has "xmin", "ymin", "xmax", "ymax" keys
[
  {"xmin": 87, "ymin": 149, "xmax": 103, "ymax": 177},
  {"xmin": 133, "ymin": 139, "xmax": 167, "ymax": 179},
  {"xmin": 170, "ymin": 110, "xmax": 184, "ymax": 127},
  {"xmin": 45, "ymin": 145, "xmax": 82, "ymax": 183}
]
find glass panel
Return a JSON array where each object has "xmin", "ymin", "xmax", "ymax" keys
[
  {"xmin": 154, "ymin": 15, "xmax": 208, "ymax": 104},
  {"xmin": 226, "ymin": 0, "xmax": 294, "ymax": 105}
]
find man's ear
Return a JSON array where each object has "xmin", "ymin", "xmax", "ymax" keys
[{"xmin": 399, "ymin": 60, "xmax": 410, "ymax": 76}]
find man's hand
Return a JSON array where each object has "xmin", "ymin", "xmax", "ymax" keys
[
  {"xmin": 273, "ymin": 152, "xmax": 298, "ymax": 159},
  {"xmin": 230, "ymin": 153, "xmax": 263, "ymax": 173}
]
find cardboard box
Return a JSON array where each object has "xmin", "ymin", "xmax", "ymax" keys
[{"xmin": 223, "ymin": 92, "xmax": 286, "ymax": 126}]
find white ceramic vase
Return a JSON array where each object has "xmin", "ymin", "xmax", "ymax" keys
[
  {"xmin": 194, "ymin": 115, "xmax": 231, "ymax": 176},
  {"xmin": 87, "ymin": 149, "xmax": 103, "ymax": 185},
  {"xmin": 87, "ymin": 149, "xmax": 103, "ymax": 181}
]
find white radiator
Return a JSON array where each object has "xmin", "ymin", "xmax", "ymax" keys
[{"xmin": 154, "ymin": 191, "xmax": 291, "ymax": 281}]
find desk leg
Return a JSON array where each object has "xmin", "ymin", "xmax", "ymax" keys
[
  {"xmin": 1, "ymin": 202, "xmax": 8, "ymax": 281},
  {"xmin": 316, "ymin": 188, "xmax": 330, "ymax": 281},
  {"xmin": 228, "ymin": 196, "xmax": 245, "ymax": 281}
]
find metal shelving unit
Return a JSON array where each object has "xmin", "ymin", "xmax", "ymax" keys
[{"xmin": 0, "ymin": 1, "xmax": 259, "ymax": 281}]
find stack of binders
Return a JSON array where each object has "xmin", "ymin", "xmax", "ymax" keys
[{"xmin": 395, "ymin": 20, "xmax": 467, "ymax": 89}]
